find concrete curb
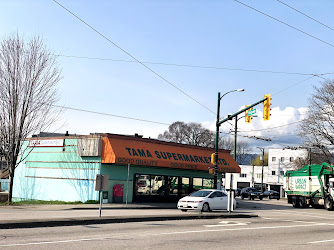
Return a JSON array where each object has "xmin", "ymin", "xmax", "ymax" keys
[{"xmin": 0, "ymin": 213, "xmax": 258, "ymax": 229}]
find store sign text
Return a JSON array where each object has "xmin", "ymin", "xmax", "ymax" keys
[
  {"xmin": 29, "ymin": 139, "xmax": 64, "ymax": 147},
  {"xmin": 124, "ymin": 147, "xmax": 229, "ymax": 166}
]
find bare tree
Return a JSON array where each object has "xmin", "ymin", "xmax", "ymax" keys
[
  {"xmin": 158, "ymin": 121, "xmax": 251, "ymax": 163},
  {"xmin": 299, "ymin": 80, "xmax": 334, "ymax": 164},
  {"xmin": 0, "ymin": 34, "xmax": 62, "ymax": 202},
  {"xmin": 292, "ymin": 148, "xmax": 330, "ymax": 169},
  {"xmin": 158, "ymin": 121, "xmax": 215, "ymax": 147}
]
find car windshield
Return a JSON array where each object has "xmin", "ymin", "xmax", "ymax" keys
[{"xmin": 189, "ymin": 190, "xmax": 212, "ymax": 197}]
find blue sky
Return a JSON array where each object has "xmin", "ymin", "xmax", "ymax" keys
[{"xmin": 1, "ymin": 0, "xmax": 334, "ymax": 149}]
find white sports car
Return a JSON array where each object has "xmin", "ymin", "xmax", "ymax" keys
[{"xmin": 177, "ymin": 189, "xmax": 236, "ymax": 212}]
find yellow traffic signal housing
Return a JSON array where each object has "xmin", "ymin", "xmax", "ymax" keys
[
  {"xmin": 208, "ymin": 168, "xmax": 215, "ymax": 175},
  {"xmin": 263, "ymin": 94, "xmax": 271, "ymax": 121},
  {"xmin": 211, "ymin": 153, "xmax": 215, "ymax": 164},
  {"xmin": 245, "ymin": 105, "xmax": 252, "ymax": 123}
]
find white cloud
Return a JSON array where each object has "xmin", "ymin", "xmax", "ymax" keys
[{"xmin": 202, "ymin": 106, "xmax": 308, "ymax": 149}]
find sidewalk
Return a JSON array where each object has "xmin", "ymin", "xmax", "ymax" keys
[{"xmin": 0, "ymin": 202, "xmax": 258, "ymax": 229}]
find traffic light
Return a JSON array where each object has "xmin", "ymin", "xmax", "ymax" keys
[
  {"xmin": 209, "ymin": 153, "xmax": 215, "ymax": 174},
  {"xmin": 263, "ymin": 94, "xmax": 271, "ymax": 121},
  {"xmin": 211, "ymin": 153, "xmax": 215, "ymax": 164},
  {"xmin": 245, "ymin": 105, "xmax": 251, "ymax": 123}
]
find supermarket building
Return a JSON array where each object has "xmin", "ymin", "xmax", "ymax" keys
[{"xmin": 13, "ymin": 133, "xmax": 240, "ymax": 203}]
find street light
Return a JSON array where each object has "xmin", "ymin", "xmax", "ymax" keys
[
  {"xmin": 214, "ymin": 88, "xmax": 245, "ymax": 189},
  {"xmin": 257, "ymin": 147, "xmax": 265, "ymax": 193}
]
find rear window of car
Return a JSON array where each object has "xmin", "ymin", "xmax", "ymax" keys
[{"xmin": 189, "ymin": 190, "xmax": 212, "ymax": 197}]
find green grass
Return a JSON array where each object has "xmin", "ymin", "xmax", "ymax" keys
[{"xmin": 0, "ymin": 199, "xmax": 99, "ymax": 206}]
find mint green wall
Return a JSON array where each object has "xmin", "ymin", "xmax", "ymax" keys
[
  {"xmin": 13, "ymin": 139, "xmax": 101, "ymax": 202},
  {"xmin": 13, "ymin": 138, "xmax": 220, "ymax": 203}
]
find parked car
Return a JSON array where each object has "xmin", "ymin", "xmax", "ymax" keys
[
  {"xmin": 177, "ymin": 189, "xmax": 236, "ymax": 212},
  {"xmin": 263, "ymin": 190, "xmax": 280, "ymax": 200},
  {"xmin": 240, "ymin": 187, "xmax": 263, "ymax": 200}
]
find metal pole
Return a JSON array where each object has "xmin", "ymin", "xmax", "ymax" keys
[
  {"xmin": 261, "ymin": 149, "xmax": 264, "ymax": 193},
  {"xmin": 278, "ymin": 158, "xmax": 280, "ymax": 184},
  {"xmin": 234, "ymin": 115, "xmax": 237, "ymax": 161},
  {"xmin": 99, "ymin": 175, "xmax": 104, "ymax": 217},
  {"xmin": 126, "ymin": 163, "xmax": 130, "ymax": 206},
  {"xmin": 252, "ymin": 164, "xmax": 255, "ymax": 187},
  {"xmin": 99, "ymin": 191, "xmax": 103, "ymax": 217},
  {"xmin": 214, "ymin": 92, "xmax": 221, "ymax": 189},
  {"xmin": 309, "ymin": 148, "xmax": 312, "ymax": 165}
]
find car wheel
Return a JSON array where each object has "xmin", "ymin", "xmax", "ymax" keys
[
  {"xmin": 202, "ymin": 203, "xmax": 210, "ymax": 212},
  {"xmin": 241, "ymin": 195, "xmax": 244, "ymax": 200},
  {"xmin": 325, "ymin": 197, "xmax": 333, "ymax": 211},
  {"xmin": 248, "ymin": 196, "xmax": 252, "ymax": 200},
  {"xmin": 277, "ymin": 198, "xmax": 280, "ymax": 200},
  {"xmin": 181, "ymin": 209, "xmax": 188, "ymax": 212},
  {"xmin": 259, "ymin": 197, "xmax": 263, "ymax": 200}
]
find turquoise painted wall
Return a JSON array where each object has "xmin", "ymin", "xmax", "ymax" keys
[
  {"xmin": 13, "ymin": 138, "xmax": 220, "ymax": 203},
  {"xmin": 13, "ymin": 139, "xmax": 101, "ymax": 202}
]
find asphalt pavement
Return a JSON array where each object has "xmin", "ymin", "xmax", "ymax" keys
[{"xmin": 0, "ymin": 200, "xmax": 257, "ymax": 229}]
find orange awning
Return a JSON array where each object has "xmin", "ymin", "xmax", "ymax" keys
[{"xmin": 101, "ymin": 134, "xmax": 241, "ymax": 173}]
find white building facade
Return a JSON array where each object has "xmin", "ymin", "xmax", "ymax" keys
[{"xmin": 235, "ymin": 148, "xmax": 308, "ymax": 197}]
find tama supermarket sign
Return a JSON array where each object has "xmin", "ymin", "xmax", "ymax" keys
[{"xmin": 29, "ymin": 139, "xmax": 64, "ymax": 147}]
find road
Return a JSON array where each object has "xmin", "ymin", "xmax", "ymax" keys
[{"xmin": 1, "ymin": 198, "xmax": 334, "ymax": 249}]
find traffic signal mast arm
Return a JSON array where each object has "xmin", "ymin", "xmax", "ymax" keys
[{"xmin": 217, "ymin": 97, "xmax": 268, "ymax": 126}]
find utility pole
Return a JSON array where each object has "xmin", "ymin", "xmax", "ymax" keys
[
  {"xmin": 257, "ymin": 147, "xmax": 265, "ymax": 193},
  {"xmin": 214, "ymin": 92, "xmax": 221, "ymax": 189},
  {"xmin": 234, "ymin": 115, "xmax": 238, "ymax": 161},
  {"xmin": 214, "ymin": 93, "xmax": 271, "ymax": 189},
  {"xmin": 214, "ymin": 89, "xmax": 244, "ymax": 189}
]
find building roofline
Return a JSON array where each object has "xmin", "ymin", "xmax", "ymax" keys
[{"xmin": 102, "ymin": 133, "xmax": 231, "ymax": 153}]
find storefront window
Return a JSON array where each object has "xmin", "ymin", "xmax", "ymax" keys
[
  {"xmin": 168, "ymin": 176, "xmax": 179, "ymax": 195},
  {"xmin": 193, "ymin": 178, "xmax": 203, "ymax": 190},
  {"xmin": 135, "ymin": 174, "xmax": 150, "ymax": 195},
  {"xmin": 150, "ymin": 175, "xmax": 166, "ymax": 195},
  {"xmin": 203, "ymin": 178, "xmax": 213, "ymax": 189},
  {"xmin": 181, "ymin": 177, "xmax": 190, "ymax": 195}
]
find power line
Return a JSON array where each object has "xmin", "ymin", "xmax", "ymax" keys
[
  {"xmin": 56, "ymin": 53, "xmax": 319, "ymax": 76},
  {"xmin": 234, "ymin": 0, "xmax": 334, "ymax": 49},
  {"xmin": 272, "ymin": 75, "xmax": 315, "ymax": 97},
  {"xmin": 219, "ymin": 131, "xmax": 271, "ymax": 141},
  {"xmin": 238, "ymin": 120, "xmax": 302, "ymax": 133},
  {"xmin": 52, "ymin": 104, "xmax": 171, "ymax": 126},
  {"xmin": 53, "ymin": 0, "xmax": 215, "ymax": 114},
  {"xmin": 276, "ymin": 0, "xmax": 334, "ymax": 32}
]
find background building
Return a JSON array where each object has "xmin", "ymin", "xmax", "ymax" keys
[{"xmin": 233, "ymin": 148, "xmax": 307, "ymax": 197}]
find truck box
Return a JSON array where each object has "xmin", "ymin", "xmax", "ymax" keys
[{"xmin": 284, "ymin": 162, "xmax": 334, "ymax": 210}]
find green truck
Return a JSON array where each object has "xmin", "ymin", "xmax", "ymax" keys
[{"xmin": 284, "ymin": 162, "xmax": 334, "ymax": 210}]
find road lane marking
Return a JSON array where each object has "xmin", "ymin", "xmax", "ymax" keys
[
  {"xmin": 2, "ymin": 222, "xmax": 334, "ymax": 247},
  {"xmin": 204, "ymin": 221, "xmax": 249, "ymax": 227},
  {"xmin": 310, "ymin": 239, "xmax": 334, "ymax": 244},
  {"xmin": 0, "ymin": 238, "xmax": 105, "ymax": 247},
  {"xmin": 272, "ymin": 210, "xmax": 334, "ymax": 220},
  {"xmin": 160, "ymin": 223, "xmax": 333, "ymax": 235}
]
